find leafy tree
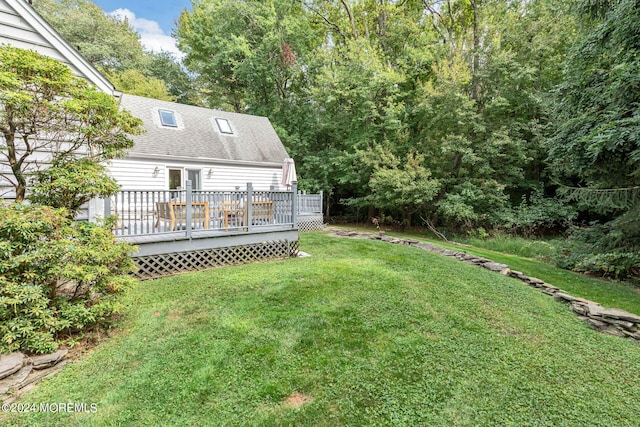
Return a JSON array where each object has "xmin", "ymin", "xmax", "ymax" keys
[
  {"xmin": 145, "ymin": 51, "xmax": 196, "ymax": 105},
  {"xmin": 0, "ymin": 45, "xmax": 142, "ymax": 203},
  {"xmin": 176, "ymin": 0, "xmax": 321, "ymax": 113},
  {"xmin": 104, "ymin": 69, "xmax": 175, "ymax": 102},
  {"xmin": 547, "ymin": 0, "xmax": 640, "ymax": 277},
  {"xmin": 549, "ymin": 0, "xmax": 640, "ymax": 193},
  {"xmin": 28, "ymin": 157, "xmax": 120, "ymax": 215},
  {"xmin": 367, "ymin": 150, "xmax": 440, "ymax": 226},
  {"xmin": 34, "ymin": 0, "xmax": 147, "ymax": 72}
]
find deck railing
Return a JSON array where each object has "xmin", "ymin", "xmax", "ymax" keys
[
  {"xmin": 298, "ymin": 191, "xmax": 323, "ymax": 214},
  {"xmin": 106, "ymin": 181, "xmax": 305, "ymax": 237}
]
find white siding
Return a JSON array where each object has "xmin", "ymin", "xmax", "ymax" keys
[{"xmin": 108, "ymin": 158, "xmax": 286, "ymax": 191}]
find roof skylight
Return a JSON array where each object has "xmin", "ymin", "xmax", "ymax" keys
[
  {"xmin": 215, "ymin": 117, "xmax": 233, "ymax": 134},
  {"xmin": 159, "ymin": 109, "xmax": 177, "ymax": 127}
]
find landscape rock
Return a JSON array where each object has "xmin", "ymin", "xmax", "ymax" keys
[
  {"xmin": 586, "ymin": 306, "xmax": 640, "ymax": 323},
  {"xmin": 415, "ymin": 243, "xmax": 435, "ymax": 251},
  {"xmin": 507, "ymin": 270, "xmax": 528, "ymax": 280},
  {"xmin": 0, "ymin": 365, "xmax": 32, "ymax": 394},
  {"xmin": 570, "ymin": 302, "xmax": 589, "ymax": 315},
  {"xmin": 441, "ymin": 250, "xmax": 459, "ymax": 257},
  {"xmin": 29, "ymin": 349, "xmax": 68, "ymax": 370},
  {"xmin": 555, "ymin": 293, "xmax": 601, "ymax": 306},
  {"xmin": 585, "ymin": 317, "xmax": 608, "ymax": 330},
  {"xmin": 0, "ymin": 353, "xmax": 24, "ymax": 380},
  {"xmin": 482, "ymin": 262, "xmax": 509, "ymax": 272},
  {"xmin": 602, "ymin": 318, "xmax": 637, "ymax": 329},
  {"xmin": 602, "ymin": 326, "xmax": 627, "ymax": 338}
]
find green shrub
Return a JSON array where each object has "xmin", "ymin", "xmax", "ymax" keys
[
  {"xmin": 0, "ymin": 204, "xmax": 137, "ymax": 354},
  {"xmin": 554, "ymin": 223, "xmax": 640, "ymax": 280},
  {"xmin": 507, "ymin": 187, "xmax": 577, "ymax": 236}
]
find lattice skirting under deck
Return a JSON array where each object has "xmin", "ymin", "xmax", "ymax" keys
[
  {"xmin": 132, "ymin": 239, "xmax": 300, "ymax": 280},
  {"xmin": 298, "ymin": 214, "xmax": 325, "ymax": 232}
]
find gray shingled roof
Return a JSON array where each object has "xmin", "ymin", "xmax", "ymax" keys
[{"xmin": 119, "ymin": 94, "xmax": 289, "ymax": 164}]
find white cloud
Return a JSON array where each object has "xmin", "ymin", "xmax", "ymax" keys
[{"xmin": 107, "ymin": 8, "xmax": 184, "ymax": 59}]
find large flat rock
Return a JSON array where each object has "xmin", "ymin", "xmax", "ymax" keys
[
  {"xmin": 29, "ymin": 349, "xmax": 68, "ymax": 370},
  {"xmin": 587, "ymin": 305, "xmax": 640, "ymax": 323},
  {"xmin": 482, "ymin": 262, "xmax": 509, "ymax": 272},
  {"xmin": 0, "ymin": 353, "xmax": 24, "ymax": 380},
  {"xmin": 0, "ymin": 365, "xmax": 32, "ymax": 394}
]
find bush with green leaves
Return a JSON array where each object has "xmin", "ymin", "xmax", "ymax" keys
[
  {"xmin": 554, "ymin": 223, "xmax": 640, "ymax": 280},
  {"xmin": 507, "ymin": 187, "xmax": 577, "ymax": 237},
  {"xmin": 0, "ymin": 204, "xmax": 137, "ymax": 354}
]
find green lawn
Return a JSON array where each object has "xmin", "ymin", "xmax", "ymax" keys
[
  {"xmin": 379, "ymin": 227, "xmax": 640, "ymax": 316},
  {"xmin": 3, "ymin": 232, "xmax": 640, "ymax": 426}
]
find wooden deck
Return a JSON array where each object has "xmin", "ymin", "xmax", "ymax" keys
[
  {"xmin": 118, "ymin": 225, "xmax": 299, "ymax": 257},
  {"xmin": 101, "ymin": 184, "xmax": 318, "ymax": 279}
]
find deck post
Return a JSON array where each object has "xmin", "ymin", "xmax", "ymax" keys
[
  {"xmin": 104, "ymin": 196, "xmax": 111, "ymax": 220},
  {"xmin": 319, "ymin": 190, "xmax": 323, "ymax": 214},
  {"xmin": 246, "ymin": 182, "xmax": 253, "ymax": 232},
  {"xmin": 186, "ymin": 180, "xmax": 192, "ymax": 239},
  {"xmin": 291, "ymin": 181, "xmax": 298, "ymax": 228}
]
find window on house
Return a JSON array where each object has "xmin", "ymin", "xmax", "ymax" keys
[
  {"xmin": 168, "ymin": 168, "xmax": 182, "ymax": 190},
  {"xmin": 159, "ymin": 109, "xmax": 177, "ymax": 127},
  {"xmin": 215, "ymin": 117, "xmax": 233, "ymax": 134},
  {"xmin": 187, "ymin": 169, "xmax": 201, "ymax": 190}
]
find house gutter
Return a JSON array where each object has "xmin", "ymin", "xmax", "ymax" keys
[{"xmin": 121, "ymin": 153, "xmax": 284, "ymax": 168}]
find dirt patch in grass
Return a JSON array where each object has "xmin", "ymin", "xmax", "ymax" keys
[
  {"xmin": 284, "ymin": 392, "xmax": 314, "ymax": 408},
  {"xmin": 167, "ymin": 309, "xmax": 183, "ymax": 320}
]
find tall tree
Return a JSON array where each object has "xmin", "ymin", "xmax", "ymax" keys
[
  {"xmin": 176, "ymin": 0, "xmax": 320, "ymax": 113},
  {"xmin": 34, "ymin": 0, "xmax": 147, "ymax": 72},
  {"xmin": 546, "ymin": 0, "xmax": 640, "ymax": 275}
]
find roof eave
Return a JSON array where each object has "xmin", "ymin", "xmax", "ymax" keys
[{"xmin": 122, "ymin": 152, "xmax": 284, "ymax": 168}]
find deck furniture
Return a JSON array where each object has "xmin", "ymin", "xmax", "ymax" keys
[
  {"xmin": 155, "ymin": 201, "xmax": 210, "ymax": 231},
  {"xmin": 222, "ymin": 200, "xmax": 274, "ymax": 230}
]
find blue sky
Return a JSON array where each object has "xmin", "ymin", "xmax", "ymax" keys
[{"xmin": 90, "ymin": 1, "xmax": 192, "ymax": 57}]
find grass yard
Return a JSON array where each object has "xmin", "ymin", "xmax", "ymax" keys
[
  {"xmin": 378, "ymin": 227, "xmax": 640, "ymax": 316},
  {"xmin": 3, "ymin": 231, "xmax": 640, "ymax": 426}
]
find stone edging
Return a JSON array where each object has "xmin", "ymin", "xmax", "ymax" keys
[
  {"xmin": 0, "ymin": 350, "xmax": 68, "ymax": 404},
  {"xmin": 329, "ymin": 228, "xmax": 640, "ymax": 343}
]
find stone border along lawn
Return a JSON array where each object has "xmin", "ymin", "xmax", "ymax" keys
[
  {"xmin": 329, "ymin": 228, "xmax": 640, "ymax": 344},
  {"xmin": 0, "ymin": 350, "xmax": 68, "ymax": 404}
]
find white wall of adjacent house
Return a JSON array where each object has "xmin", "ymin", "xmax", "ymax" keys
[{"xmin": 107, "ymin": 158, "xmax": 286, "ymax": 192}]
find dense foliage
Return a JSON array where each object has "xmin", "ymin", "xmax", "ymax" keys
[
  {"xmin": 34, "ymin": 0, "xmax": 195, "ymax": 103},
  {"xmin": 0, "ymin": 204, "xmax": 136, "ymax": 354},
  {"xmin": 175, "ymin": 0, "xmax": 576, "ymax": 229}
]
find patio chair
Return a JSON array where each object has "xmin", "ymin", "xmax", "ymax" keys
[{"xmin": 155, "ymin": 201, "xmax": 210, "ymax": 231}]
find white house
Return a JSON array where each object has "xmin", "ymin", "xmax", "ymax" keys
[
  {"xmin": 112, "ymin": 94, "xmax": 289, "ymax": 192},
  {"xmin": 0, "ymin": 0, "xmax": 323, "ymax": 279},
  {"xmin": 0, "ymin": 0, "xmax": 292, "ymax": 197}
]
